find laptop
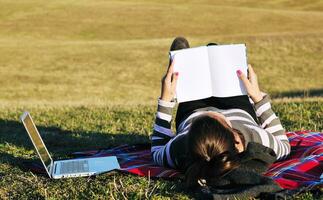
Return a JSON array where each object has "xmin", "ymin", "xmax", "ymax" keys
[{"xmin": 20, "ymin": 111, "xmax": 120, "ymax": 179}]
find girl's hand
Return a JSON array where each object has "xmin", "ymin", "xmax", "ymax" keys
[
  {"xmin": 160, "ymin": 60, "xmax": 179, "ymax": 102},
  {"xmin": 237, "ymin": 64, "xmax": 264, "ymax": 103}
]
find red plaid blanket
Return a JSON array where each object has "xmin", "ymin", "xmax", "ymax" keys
[
  {"xmin": 264, "ymin": 131, "xmax": 323, "ymax": 189},
  {"xmin": 27, "ymin": 131, "xmax": 323, "ymax": 190}
]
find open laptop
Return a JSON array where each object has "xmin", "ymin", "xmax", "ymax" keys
[{"xmin": 20, "ymin": 111, "xmax": 120, "ymax": 179}]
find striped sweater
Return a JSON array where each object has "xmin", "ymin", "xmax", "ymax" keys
[{"xmin": 150, "ymin": 95, "xmax": 291, "ymax": 170}]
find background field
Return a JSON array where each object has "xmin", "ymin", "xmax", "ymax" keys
[{"xmin": 0, "ymin": 0, "xmax": 322, "ymax": 199}]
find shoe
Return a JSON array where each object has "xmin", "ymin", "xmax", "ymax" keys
[
  {"xmin": 169, "ymin": 37, "xmax": 190, "ymax": 66},
  {"xmin": 170, "ymin": 37, "xmax": 190, "ymax": 51},
  {"xmin": 207, "ymin": 42, "xmax": 218, "ymax": 46}
]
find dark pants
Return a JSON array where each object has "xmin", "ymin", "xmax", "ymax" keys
[{"xmin": 175, "ymin": 95, "xmax": 258, "ymax": 130}]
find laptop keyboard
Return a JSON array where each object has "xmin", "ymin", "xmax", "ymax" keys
[{"xmin": 60, "ymin": 160, "xmax": 89, "ymax": 174}]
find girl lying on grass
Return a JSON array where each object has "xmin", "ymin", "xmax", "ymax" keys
[{"xmin": 150, "ymin": 37, "xmax": 291, "ymax": 188}]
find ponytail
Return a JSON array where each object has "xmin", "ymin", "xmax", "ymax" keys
[{"xmin": 185, "ymin": 114, "xmax": 241, "ymax": 188}]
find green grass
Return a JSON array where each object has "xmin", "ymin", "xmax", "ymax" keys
[
  {"xmin": 0, "ymin": 0, "xmax": 322, "ymax": 199},
  {"xmin": 0, "ymin": 102, "xmax": 322, "ymax": 199}
]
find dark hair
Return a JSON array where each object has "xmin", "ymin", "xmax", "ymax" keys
[{"xmin": 185, "ymin": 114, "xmax": 240, "ymax": 188}]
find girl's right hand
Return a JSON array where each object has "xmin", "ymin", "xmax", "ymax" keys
[
  {"xmin": 237, "ymin": 64, "xmax": 264, "ymax": 103},
  {"xmin": 160, "ymin": 60, "xmax": 179, "ymax": 102}
]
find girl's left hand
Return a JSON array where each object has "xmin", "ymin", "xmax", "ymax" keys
[
  {"xmin": 237, "ymin": 64, "xmax": 264, "ymax": 103},
  {"xmin": 160, "ymin": 60, "xmax": 179, "ymax": 102}
]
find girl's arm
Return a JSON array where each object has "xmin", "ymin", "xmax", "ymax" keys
[
  {"xmin": 151, "ymin": 99, "xmax": 176, "ymax": 167},
  {"xmin": 253, "ymin": 95, "xmax": 290, "ymax": 159},
  {"xmin": 151, "ymin": 60, "xmax": 179, "ymax": 167},
  {"xmin": 238, "ymin": 65, "xmax": 290, "ymax": 159}
]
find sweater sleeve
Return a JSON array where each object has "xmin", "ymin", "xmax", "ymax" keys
[
  {"xmin": 253, "ymin": 95, "xmax": 291, "ymax": 159},
  {"xmin": 150, "ymin": 99, "xmax": 176, "ymax": 167}
]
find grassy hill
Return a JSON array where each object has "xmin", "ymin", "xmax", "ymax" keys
[
  {"xmin": 0, "ymin": 0, "xmax": 322, "ymax": 105},
  {"xmin": 0, "ymin": 0, "xmax": 322, "ymax": 199}
]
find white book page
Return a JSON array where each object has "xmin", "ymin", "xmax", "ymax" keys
[
  {"xmin": 170, "ymin": 46, "xmax": 212, "ymax": 103},
  {"xmin": 208, "ymin": 44, "xmax": 248, "ymax": 97}
]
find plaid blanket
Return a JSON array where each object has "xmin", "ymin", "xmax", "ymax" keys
[
  {"xmin": 264, "ymin": 130, "xmax": 323, "ymax": 190},
  {"xmin": 27, "ymin": 130, "xmax": 322, "ymax": 190}
]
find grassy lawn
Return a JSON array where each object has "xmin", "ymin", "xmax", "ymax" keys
[
  {"xmin": 0, "ymin": 102, "xmax": 322, "ymax": 199},
  {"xmin": 0, "ymin": 0, "xmax": 322, "ymax": 199}
]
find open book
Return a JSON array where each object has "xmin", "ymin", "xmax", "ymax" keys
[{"xmin": 170, "ymin": 44, "xmax": 248, "ymax": 103}]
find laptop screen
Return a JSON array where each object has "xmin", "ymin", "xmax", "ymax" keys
[{"xmin": 22, "ymin": 113, "xmax": 52, "ymax": 172}]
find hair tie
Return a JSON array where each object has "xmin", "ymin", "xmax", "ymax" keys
[
  {"xmin": 198, "ymin": 178, "xmax": 207, "ymax": 186},
  {"xmin": 205, "ymin": 156, "xmax": 211, "ymax": 162}
]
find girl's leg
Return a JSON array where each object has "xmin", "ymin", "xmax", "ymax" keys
[
  {"xmin": 209, "ymin": 95, "xmax": 258, "ymax": 123},
  {"xmin": 175, "ymin": 97, "xmax": 214, "ymax": 130},
  {"xmin": 175, "ymin": 95, "xmax": 258, "ymax": 130}
]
